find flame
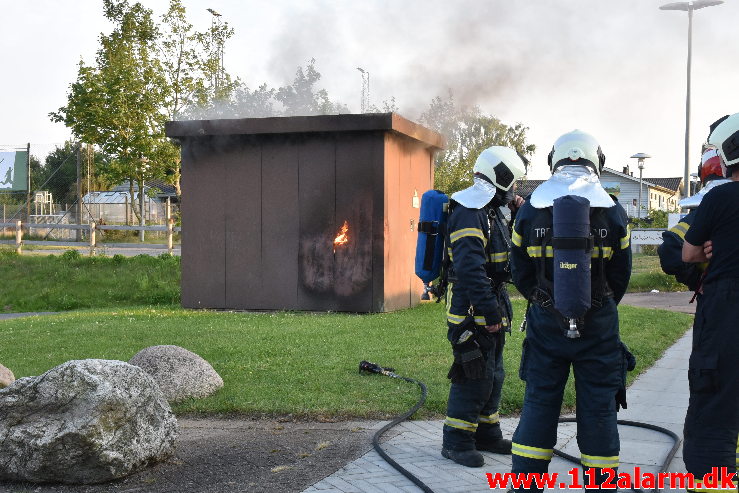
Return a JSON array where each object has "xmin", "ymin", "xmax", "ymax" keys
[{"xmin": 333, "ymin": 220, "xmax": 349, "ymax": 253}]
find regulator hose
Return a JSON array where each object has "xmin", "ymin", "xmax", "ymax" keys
[{"xmin": 360, "ymin": 361, "xmax": 681, "ymax": 493}]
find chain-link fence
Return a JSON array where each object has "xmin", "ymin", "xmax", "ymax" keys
[{"xmin": 0, "ymin": 142, "xmax": 180, "ymax": 245}]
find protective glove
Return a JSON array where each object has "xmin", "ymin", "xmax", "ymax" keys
[{"xmin": 447, "ymin": 330, "xmax": 486, "ymax": 383}]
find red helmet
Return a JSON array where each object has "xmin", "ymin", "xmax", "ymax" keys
[{"xmin": 698, "ymin": 146, "xmax": 725, "ymax": 184}]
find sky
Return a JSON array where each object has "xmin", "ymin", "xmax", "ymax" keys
[{"xmin": 2, "ymin": 0, "xmax": 738, "ymax": 180}]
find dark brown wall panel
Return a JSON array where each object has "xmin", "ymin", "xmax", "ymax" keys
[
  {"xmin": 181, "ymin": 138, "xmax": 226, "ymax": 308},
  {"xmin": 259, "ymin": 136, "xmax": 300, "ymax": 309},
  {"xmin": 334, "ymin": 133, "xmax": 379, "ymax": 312},
  {"xmin": 225, "ymin": 137, "xmax": 262, "ymax": 309},
  {"xmin": 297, "ymin": 137, "xmax": 338, "ymax": 310},
  {"xmin": 370, "ymin": 134, "xmax": 386, "ymax": 312}
]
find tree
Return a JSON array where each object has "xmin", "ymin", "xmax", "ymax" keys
[
  {"xmin": 420, "ymin": 92, "xmax": 535, "ymax": 194},
  {"xmin": 158, "ymin": 0, "xmax": 204, "ymax": 197},
  {"xmin": 366, "ymin": 96, "xmax": 400, "ymax": 114},
  {"xmin": 231, "ymin": 83, "xmax": 277, "ymax": 118},
  {"xmin": 31, "ymin": 143, "xmax": 113, "ymax": 206},
  {"xmin": 191, "ymin": 11, "xmax": 238, "ymax": 115},
  {"xmin": 276, "ymin": 59, "xmax": 348, "ymax": 116},
  {"xmin": 159, "ymin": 0, "xmax": 200, "ymax": 121},
  {"xmin": 51, "ymin": 0, "xmax": 178, "ymax": 223}
]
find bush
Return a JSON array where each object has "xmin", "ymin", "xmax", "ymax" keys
[{"xmin": 61, "ymin": 249, "xmax": 82, "ymax": 261}]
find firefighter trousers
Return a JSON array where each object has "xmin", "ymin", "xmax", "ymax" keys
[
  {"xmin": 443, "ymin": 326, "xmax": 506, "ymax": 451},
  {"xmin": 683, "ymin": 279, "xmax": 739, "ymax": 486},
  {"xmin": 511, "ymin": 300, "xmax": 627, "ymax": 492}
]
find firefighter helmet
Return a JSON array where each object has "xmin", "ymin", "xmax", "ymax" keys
[
  {"xmin": 548, "ymin": 130, "xmax": 606, "ymax": 175},
  {"xmin": 472, "ymin": 146, "xmax": 528, "ymax": 192},
  {"xmin": 707, "ymin": 112, "xmax": 739, "ymax": 169},
  {"xmin": 698, "ymin": 145, "xmax": 725, "ymax": 185}
]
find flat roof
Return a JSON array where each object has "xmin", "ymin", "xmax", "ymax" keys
[{"xmin": 165, "ymin": 112, "xmax": 445, "ymax": 150}]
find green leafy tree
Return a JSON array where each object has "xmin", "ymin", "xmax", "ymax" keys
[
  {"xmin": 51, "ymin": 0, "xmax": 178, "ymax": 223},
  {"xmin": 31, "ymin": 143, "xmax": 76, "ymax": 204},
  {"xmin": 630, "ymin": 207, "xmax": 676, "ymax": 229},
  {"xmin": 192, "ymin": 12, "xmax": 238, "ymax": 114},
  {"xmin": 31, "ymin": 143, "xmax": 113, "ymax": 205},
  {"xmin": 160, "ymin": 0, "xmax": 200, "ymax": 121},
  {"xmin": 276, "ymin": 59, "xmax": 349, "ymax": 116},
  {"xmin": 420, "ymin": 92, "xmax": 535, "ymax": 195},
  {"xmin": 232, "ymin": 83, "xmax": 277, "ymax": 118},
  {"xmin": 158, "ymin": 0, "xmax": 205, "ymax": 197}
]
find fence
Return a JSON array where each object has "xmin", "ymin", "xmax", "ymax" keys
[
  {"xmin": 0, "ymin": 220, "xmax": 181, "ymax": 256},
  {"xmin": 629, "ymin": 228, "xmax": 665, "ymax": 246},
  {"xmin": 1, "ymin": 226, "xmax": 666, "ymax": 258}
]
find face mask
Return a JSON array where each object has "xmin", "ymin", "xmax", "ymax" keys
[{"xmin": 490, "ymin": 188, "xmax": 513, "ymax": 208}]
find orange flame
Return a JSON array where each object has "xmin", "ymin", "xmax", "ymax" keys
[{"xmin": 333, "ymin": 220, "xmax": 349, "ymax": 253}]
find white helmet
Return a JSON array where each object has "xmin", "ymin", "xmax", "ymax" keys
[
  {"xmin": 707, "ymin": 112, "xmax": 739, "ymax": 169},
  {"xmin": 472, "ymin": 146, "xmax": 528, "ymax": 192},
  {"xmin": 548, "ymin": 129, "xmax": 606, "ymax": 175}
]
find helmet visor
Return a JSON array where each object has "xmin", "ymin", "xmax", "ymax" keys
[{"xmin": 722, "ymin": 129, "xmax": 739, "ymax": 165}]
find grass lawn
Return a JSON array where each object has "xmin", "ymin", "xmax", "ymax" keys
[
  {"xmin": 0, "ymin": 250, "xmax": 689, "ymax": 314},
  {"xmin": 0, "ymin": 301, "xmax": 692, "ymax": 419},
  {"xmin": 0, "ymin": 250, "xmax": 180, "ymax": 312},
  {"xmin": 628, "ymin": 253, "xmax": 687, "ymax": 293}
]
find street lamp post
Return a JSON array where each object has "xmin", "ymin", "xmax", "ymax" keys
[
  {"xmin": 659, "ymin": 0, "xmax": 724, "ymax": 200},
  {"xmin": 631, "ymin": 153, "xmax": 652, "ymax": 219},
  {"xmin": 356, "ymin": 67, "xmax": 369, "ymax": 113}
]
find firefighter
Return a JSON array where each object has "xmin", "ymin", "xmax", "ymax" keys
[
  {"xmin": 441, "ymin": 146, "xmax": 527, "ymax": 467},
  {"xmin": 681, "ymin": 113, "xmax": 739, "ymax": 490},
  {"xmin": 508, "ymin": 130, "xmax": 632, "ymax": 492},
  {"xmin": 658, "ymin": 141, "xmax": 730, "ymax": 291}
]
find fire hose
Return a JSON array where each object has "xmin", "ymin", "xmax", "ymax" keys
[{"xmin": 359, "ymin": 360, "xmax": 681, "ymax": 493}]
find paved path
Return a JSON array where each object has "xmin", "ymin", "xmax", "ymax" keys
[
  {"xmin": 21, "ymin": 245, "xmax": 181, "ymax": 257},
  {"xmin": 621, "ymin": 291, "xmax": 696, "ymax": 314},
  {"xmin": 302, "ymin": 331, "xmax": 693, "ymax": 493},
  {"xmin": 0, "ymin": 312, "xmax": 57, "ymax": 320}
]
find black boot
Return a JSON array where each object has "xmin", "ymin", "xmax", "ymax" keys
[
  {"xmin": 441, "ymin": 447, "xmax": 485, "ymax": 467},
  {"xmin": 476, "ymin": 438, "xmax": 512, "ymax": 454}
]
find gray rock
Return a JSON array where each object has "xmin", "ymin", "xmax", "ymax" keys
[
  {"xmin": 0, "ymin": 363, "xmax": 14, "ymax": 388},
  {"xmin": 0, "ymin": 359, "xmax": 178, "ymax": 484},
  {"xmin": 129, "ymin": 345, "xmax": 224, "ymax": 403}
]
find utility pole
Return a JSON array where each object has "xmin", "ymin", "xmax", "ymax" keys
[
  {"xmin": 139, "ymin": 177, "xmax": 145, "ymax": 242},
  {"xmin": 26, "ymin": 143, "xmax": 31, "ymax": 224},
  {"xmin": 76, "ymin": 144, "xmax": 82, "ymax": 241}
]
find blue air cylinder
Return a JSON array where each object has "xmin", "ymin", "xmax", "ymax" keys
[
  {"xmin": 552, "ymin": 195, "xmax": 592, "ymax": 324},
  {"xmin": 415, "ymin": 190, "xmax": 449, "ymax": 283}
]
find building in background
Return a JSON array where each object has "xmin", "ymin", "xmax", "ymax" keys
[
  {"xmin": 82, "ymin": 180, "xmax": 177, "ymax": 225},
  {"xmin": 515, "ymin": 167, "xmax": 682, "ymax": 219}
]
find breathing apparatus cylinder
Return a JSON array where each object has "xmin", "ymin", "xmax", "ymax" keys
[
  {"xmin": 415, "ymin": 190, "xmax": 449, "ymax": 284},
  {"xmin": 552, "ymin": 195, "xmax": 593, "ymax": 338}
]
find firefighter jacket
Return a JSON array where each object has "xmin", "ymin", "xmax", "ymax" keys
[
  {"xmin": 510, "ymin": 200, "xmax": 631, "ymax": 306},
  {"xmin": 657, "ymin": 209, "xmax": 707, "ymax": 291},
  {"xmin": 445, "ymin": 201, "xmax": 512, "ymax": 329}
]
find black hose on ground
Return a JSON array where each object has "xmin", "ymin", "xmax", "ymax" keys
[
  {"xmin": 555, "ymin": 417, "xmax": 682, "ymax": 493},
  {"xmin": 361, "ymin": 361, "xmax": 681, "ymax": 493},
  {"xmin": 360, "ymin": 360, "xmax": 435, "ymax": 493}
]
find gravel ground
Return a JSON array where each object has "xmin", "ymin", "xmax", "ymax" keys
[{"xmin": 0, "ymin": 417, "xmax": 379, "ymax": 493}]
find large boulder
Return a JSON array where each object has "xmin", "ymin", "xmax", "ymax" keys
[
  {"xmin": 0, "ymin": 359, "xmax": 178, "ymax": 484},
  {"xmin": 0, "ymin": 363, "xmax": 14, "ymax": 388},
  {"xmin": 129, "ymin": 345, "xmax": 223, "ymax": 403}
]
